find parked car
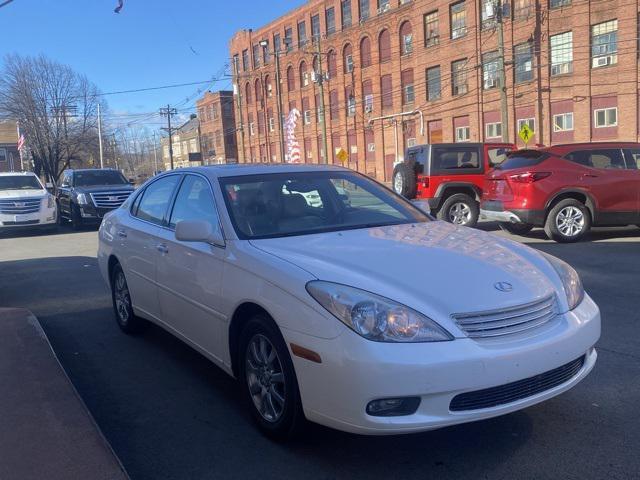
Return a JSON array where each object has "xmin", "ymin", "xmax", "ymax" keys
[
  {"xmin": 0, "ymin": 171, "xmax": 57, "ymax": 232},
  {"xmin": 56, "ymin": 168, "xmax": 135, "ymax": 229},
  {"xmin": 392, "ymin": 142, "xmax": 513, "ymax": 227},
  {"xmin": 98, "ymin": 164, "xmax": 599, "ymax": 438},
  {"xmin": 481, "ymin": 143, "xmax": 640, "ymax": 242}
]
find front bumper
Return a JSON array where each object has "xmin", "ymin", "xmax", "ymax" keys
[
  {"xmin": 0, "ymin": 206, "xmax": 57, "ymax": 229},
  {"xmin": 78, "ymin": 204, "xmax": 117, "ymax": 221},
  {"xmin": 286, "ymin": 294, "xmax": 600, "ymax": 435}
]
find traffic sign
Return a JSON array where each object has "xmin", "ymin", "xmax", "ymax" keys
[
  {"xmin": 519, "ymin": 123, "xmax": 534, "ymax": 145},
  {"xmin": 336, "ymin": 148, "xmax": 348, "ymax": 163}
]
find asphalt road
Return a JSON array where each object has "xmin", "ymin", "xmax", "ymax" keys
[{"xmin": 1, "ymin": 224, "xmax": 639, "ymax": 480}]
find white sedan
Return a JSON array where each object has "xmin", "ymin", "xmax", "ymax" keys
[{"xmin": 97, "ymin": 164, "xmax": 600, "ymax": 438}]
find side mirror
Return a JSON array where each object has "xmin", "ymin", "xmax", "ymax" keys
[
  {"xmin": 411, "ymin": 199, "xmax": 431, "ymax": 215},
  {"xmin": 175, "ymin": 220, "xmax": 224, "ymax": 246},
  {"xmin": 128, "ymin": 178, "xmax": 136, "ymax": 185}
]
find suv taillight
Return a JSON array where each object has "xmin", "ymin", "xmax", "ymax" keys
[{"xmin": 509, "ymin": 172, "xmax": 551, "ymax": 183}]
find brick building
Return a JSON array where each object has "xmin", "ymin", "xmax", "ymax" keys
[
  {"xmin": 229, "ymin": 0, "xmax": 639, "ymax": 182},
  {"xmin": 161, "ymin": 115, "xmax": 202, "ymax": 170},
  {"xmin": 196, "ymin": 90, "xmax": 239, "ymax": 164},
  {"xmin": 0, "ymin": 121, "xmax": 20, "ymax": 173}
]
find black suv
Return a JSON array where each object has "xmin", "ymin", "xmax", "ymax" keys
[{"xmin": 56, "ymin": 169, "xmax": 135, "ymax": 229}]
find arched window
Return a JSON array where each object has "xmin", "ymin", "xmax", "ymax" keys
[
  {"xmin": 286, "ymin": 65, "xmax": 296, "ymax": 91},
  {"xmin": 399, "ymin": 21, "xmax": 413, "ymax": 55},
  {"xmin": 343, "ymin": 43, "xmax": 353, "ymax": 73},
  {"xmin": 360, "ymin": 37, "xmax": 372, "ymax": 68},
  {"xmin": 245, "ymin": 82, "xmax": 252, "ymax": 104},
  {"xmin": 299, "ymin": 60, "xmax": 309, "ymax": 87},
  {"xmin": 378, "ymin": 29, "xmax": 391, "ymax": 63},
  {"xmin": 264, "ymin": 75, "xmax": 272, "ymax": 98},
  {"xmin": 327, "ymin": 49, "xmax": 337, "ymax": 78},
  {"xmin": 255, "ymin": 79, "xmax": 263, "ymax": 102},
  {"xmin": 312, "ymin": 55, "xmax": 320, "ymax": 77},
  {"xmin": 329, "ymin": 89, "xmax": 339, "ymax": 119}
]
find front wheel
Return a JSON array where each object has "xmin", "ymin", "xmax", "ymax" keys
[
  {"xmin": 437, "ymin": 193, "xmax": 479, "ymax": 227},
  {"xmin": 498, "ymin": 222, "xmax": 534, "ymax": 236},
  {"xmin": 70, "ymin": 204, "xmax": 83, "ymax": 230},
  {"xmin": 544, "ymin": 199, "xmax": 591, "ymax": 243},
  {"xmin": 239, "ymin": 315, "xmax": 304, "ymax": 440}
]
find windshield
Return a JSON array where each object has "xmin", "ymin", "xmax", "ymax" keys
[
  {"xmin": 220, "ymin": 171, "xmax": 430, "ymax": 240},
  {"xmin": 74, "ymin": 170, "xmax": 128, "ymax": 187},
  {"xmin": 0, "ymin": 175, "xmax": 43, "ymax": 191}
]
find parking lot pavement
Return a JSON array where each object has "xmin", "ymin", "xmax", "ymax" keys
[{"xmin": 1, "ymin": 224, "xmax": 639, "ymax": 480}]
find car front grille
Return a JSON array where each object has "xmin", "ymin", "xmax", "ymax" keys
[
  {"xmin": 89, "ymin": 191, "xmax": 132, "ymax": 209},
  {"xmin": 452, "ymin": 294, "xmax": 557, "ymax": 338},
  {"xmin": 0, "ymin": 198, "xmax": 42, "ymax": 214},
  {"xmin": 450, "ymin": 355, "xmax": 585, "ymax": 411},
  {"xmin": 2, "ymin": 220, "xmax": 40, "ymax": 226}
]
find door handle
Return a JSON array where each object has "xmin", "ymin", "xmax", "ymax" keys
[
  {"xmin": 156, "ymin": 243, "xmax": 169, "ymax": 254},
  {"xmin": 116, "ymin": 229, "xmax": 127, "ymax": 238},
  {"xmin": 581, "ymin": 174, "xmax": 599, "ymax": 178}
]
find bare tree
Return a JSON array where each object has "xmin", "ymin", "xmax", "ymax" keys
[{"xmin": 0, "ymin": 54, "xmax": 102, "ymax": 184}]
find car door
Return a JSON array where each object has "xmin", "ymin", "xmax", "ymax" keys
[
  {"xmin": 622, "ymin": 148, "xmax": 640, "ymax": 222},
  {"xmin": 118, "ymin": 174, "xmax": 182, "ymax": 321},
  {"xmin": 57, "ymin": 171, "xmax": 73, "ymax": 216},
  {"xmin": 154, "ymin": 174, "xmax": 227, "ymax": 362}
]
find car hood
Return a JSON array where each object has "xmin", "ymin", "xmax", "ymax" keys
[
  {"xmin": 249, "ymin": 221, "xmax": 563, "ymax": 333},
  {"xmin": 72, "ymin": 184, "xmax": 134, "ymax": 194},
  {"xmin": 0, "ymin": 189, "xmax": 47, "ymax": 199}
]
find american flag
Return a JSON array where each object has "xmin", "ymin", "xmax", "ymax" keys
[
  {"xmin": 114, "ymin": 0, "xmax": 124, "ymax": 13},
  {"xmin": 17, "ymin": 134, "xmax": 25, "ymax": 152}
]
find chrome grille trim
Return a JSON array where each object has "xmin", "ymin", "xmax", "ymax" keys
[
  {"xmin": 452, "ymin": 295, "xmax": 557, "ymax": 338},
  {"xmin": 89, "ymin": 191, "xmax": 132, "ymax": 209},
  {"xmin": 0, "ymin": 198, "xmax": 42, "ymax": 214}
]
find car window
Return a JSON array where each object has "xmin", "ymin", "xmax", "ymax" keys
[
  {"xmin": 432, "ymin": 147, "xmax": 480, "ymax": 171},
  {"xmin": 566, "ymin": 149, "xmax": 626, "ymax": 170},
  {"xmin": 488, "ymin": 147, "xmax": 511, "ymax": 167},
  {"xmin": 623, "ymin": 149, "xmax": 640, "ymax": 170},
  {"xmin": 135, "ymin": 175, "xmax": 180, "ymax": 225},
  {"xmin": 498, "ymin": 151, "xmax": 549, "ymax": 170},
  {"xmin": 60, "ymin": 172, "xmax": 72, "ymax": 187},
  {"xmin": 74, "ymin": 170, "xmax": 128, "ymax": 186},
  {"xmin": 169, "ymin": 175, "xmax": 220, "ymax": 230},
  {"xmin": 0, "ymin": 175, "xmax": 43, "ymax": 190}
]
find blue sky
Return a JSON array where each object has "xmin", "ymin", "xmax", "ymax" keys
[{"xmin": 0, "ymin": 0, "xmax": 303, "ymax": 129}]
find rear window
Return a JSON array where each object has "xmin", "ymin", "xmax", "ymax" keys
[{"xmin": 497, "ymin": 151, "xmax": 549, "ymax": 170}]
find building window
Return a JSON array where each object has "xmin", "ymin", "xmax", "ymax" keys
[
  {"xmin": 592, "ymin": 20, "xmax": 618, "ymax": 68},
  {"xmin": 402, "ymin": 69, "xmax": 414, "ymax": 104},
  {"xmin": 452, "ymin": 59, "xmax": 468, "ymax": 95},
  {"xmin": 342, "ymin": 0, "xmax": 352, "ymax": 29},
  {"xmin": 550, "ymin": 31, "xmax": 573, "ymax": 75},
  {"xmin": 594, "ymin": 107, "xmax": 617, "ymax": 128},
  {"xmin": 553, "ymin": 112, "xmax": 574, "ymax": 132},
  {"xmin": 346, "ymin": 89, "xmax": 356, "ymax": 116},
  {"xmin": 517, "ymin": 118, "xmax": 535, "ymax": 132},
  {"xmin": 485, "ymin": 122, "xmax": 502, "ymax": 138},
  {"xmin": 482, "ymin": 51, "xmax": 499, "ymax": 89},
  {"xmin": 330, "ymin": 90, "xmax": 339, "ymax": 119},
  {"xmin": 378, "ymin": 0, "xmax": 390, "ymax": 13},
  {"xmin": 455, "ymin": 126, "xmax": 470, "ymax": 142},
  {"xmin": 481, "ymin": 0, "xmax": 496, "ymax": 29},
  {"xmin": 285, "ymin": 28, "xmax": 293, "ymax": 52},
  {"xmin": 242, "ymin": 49, "xmax": 249, "ymax": 71},
  {"xmin": 253, "ymin": 44, "xmax": 261, "ymax": 68},
  {"xmin": 262, "ymin": 41, "xmax": 270, "ymax": 64},
  {"xmin": 424, "ymin": 11, "xmax": 439, "ymax": 47},
  {"xmin": 287, "ymin": 66, "xmax": 296, "ymax": 91},
  {"xmin": 514, "ymin": 43, "xmax": 533, "ymax": 83},
  {"xmin": 327, "ymin": 50, "xmax": 337, "ymax": 77},
  {"xmin": 364, "ymin": 94, "xmax": 374, "ymax": 113},
  {"xmin": 381, "ymin": 74, "xmax": 393, "ymax": 108},
  {"xmin": 400, "ymin": 22, "xmax": 413, "ymax": 55},
  {"xmin": 343, "ymin": 44, "xmax": 354, "ymax": 73},
  {"xmin": 212, "ymin": 104, "xmax": 219, "ymax": 119},
  {"xmin": 298, "ymin": 21, "xmax": 307, "ymax": 48},
  {"xmin": 379, "ymin": 29, "xmax": 391, "ymax": 63},
  {"xmin": 189, "ymin": 138, "xmax": 198, "ymax": 153},
  {"xmin": 404, "ymin": 84, "xmax": 415, "ymax": 104},
  {"xmin": 304, "ymin": 109, "xmax": 312, "ymax": 125},
  {"xmin": 274, "ymin": 33, "xmax": 281, "ymax": 53},
  {"xmin": 359, "ymin": 0, "xmax": 370, "ymax": 20},
  {"xmin": 359, "ymin": 37, "xmax": 372, "ymax": 67},
  {"xmin": 450, "ymin": 1, "xmax": 467, "ymax": 40},
  {"xmin": 426, "ymin": 66, "xmax": 441, "ymax": 101},
  {"xmin": 300, "ymin": 61, "xmax": 309, "ymax": 86},
  {"xmin": 311, "ymin": 14, "xmax": 321, "ymax": 43},
  {"xmin": 550, "ymin": 0, "xmax": 571, "ymax": 8},
  {"xmin": 514, "ymin": 0, "xmax": 533, "ymax": 19},
  {"xmin": 269, "ymin": 116, "xmax": 275, "ymax": 132},
  {"xmin": 326, "ymin": 7, "xmax": 336, "ymax": 35}
]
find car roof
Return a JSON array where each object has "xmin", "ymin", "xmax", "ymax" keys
[
  {"xmin": 170, "ymin": 163, "xmax": 350, "ymax": 178},
  {"xmin": 0, "ymin": 171, "xmax": 37, "ymax": 177},
  {"xmin": 66, "ymin": 168, "xmax": 120, "ymax": 173}
]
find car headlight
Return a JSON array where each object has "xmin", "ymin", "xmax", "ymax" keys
[
  {"xmin": 306, "ymin": 281, "xmax": 453, "ymax": 342},
  {"xmin": 76, "ymin": 193, "xmax": 89, "ymax": 205},
  {"xmin": 542, "ymin": 253, "xmax": 584, "ymax": 310},
  {"xmin": 46, "ymin": 193, "xmax": 55, "ymax": 209}
]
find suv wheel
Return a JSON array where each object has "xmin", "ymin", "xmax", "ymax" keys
[
  {"xmin": 71, "ymin": 204, "xmax": 83, "ymax": 230},
  {"xmin": 239, "ymin": 314, "xmax": 304, "ymax": 440},
  {"xmin": 498, "ymin": 222, "xmax": 534, "ymax": 236},
  {"xmin": 392, "ymin": 163, "xmax": 417, "ymax": 199},
  {"xmin": 544, "ymin": 199, "xmax": 591, "ymax": 243},
  {"xmin": 111, "ymin": 263, "xmax": 148, "ymax": 334},
  {"xmin": 438, "ymin": 193, "xmax": 479, "ymax": 227}
]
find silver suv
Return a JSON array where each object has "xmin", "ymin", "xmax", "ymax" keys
[{"xmin": 0, "ymin": 172, "xmax": 57, "ymax": 232}]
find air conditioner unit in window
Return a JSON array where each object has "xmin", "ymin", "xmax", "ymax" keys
[
  {"xmin": 377, "ymin": 4, "xmax": 390, "ymax": 14},
  {"xmin": 364, "ymin": 104, "xmax": 373, "ymax": 113},
  {"xmin": 484, "ymin": 78, "xmax": 497, "ymax": 88},
  {"xmin": 368, "ymin": 143, "xmax": 375, "ymax": 152},
  {"xmin": 406, "ymin": 138, "xmax": 417, "ymax": 147},
  {"xmin": 592, "ymin": 55, "xmax": 613, "ymax": 68}
]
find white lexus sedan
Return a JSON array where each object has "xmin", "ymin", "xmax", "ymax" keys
[{"xmin": 97, "ymin": 164, "xmax": 600, "ymax": 438}]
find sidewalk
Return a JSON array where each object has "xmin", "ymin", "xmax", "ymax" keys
[{"xmin": 0, "ymin": 308, "xmax": 128, "ymax": 480}]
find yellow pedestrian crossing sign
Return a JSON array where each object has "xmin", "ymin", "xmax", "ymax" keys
[
  {"xmin": 519, "ymin": 123, "xmax": 534, "ymax": 145},
  {"xmin": 336, "ymin": 148, "xmax": 349, "ymax": 163}
]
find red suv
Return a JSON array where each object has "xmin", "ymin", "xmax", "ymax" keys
[
  {"xmin": 392, "ymin": 142, "xmax": 513, "ymax": 227},
  {"xmin": 481, "ymin": 143, "xmax": 640, "ymax": 242}
]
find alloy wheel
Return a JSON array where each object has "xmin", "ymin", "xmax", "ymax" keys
[
  {"xmin": 393, "ymin": 173, "xmax": 403, "ymax": 194},
  {"xmin": 114, "ymin": 271, "xmax": 131, "ymax": 324},
  {"xmin": 556, "ymin": 206, "xmax": 585, "ymax": 237},
  {"xmin": 245, "ymin": 334, "xmax": 286, "ymax": 423},
  {"xmin": 449, "ymin": 202, "xmax": 471, "ymax": 225}
]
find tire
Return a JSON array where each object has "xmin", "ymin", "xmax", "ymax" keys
[
  {"xmin": 392, "ymin": 163, "xmax": 417, "ymax": 199},
  {"xmin": 239, "ymin": 314, "xmax": 305, "ymax": 440},
  {"xmin": 498, "ymin": 222, "xmax": 534, "ymax": 235},
  {"xmin": 70, "ymin": 204, "xmax": 83, "ymax": 230},
  {"xmin": 437, "ymin": 193, "xmax": 480, "ymax": 227},
  {"xmin": 544, "ymin": 199, "xmax": 591, "ymax": 243},
  {"xmin": 57, "ymin": 202, "xmax": 67, "ymax": 226},
  {"xmin": 110, "ymin": 263, "xmax": 148, "ymax": 334}
]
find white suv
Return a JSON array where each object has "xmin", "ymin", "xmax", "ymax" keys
[{"xmin": 0, "ymin": 172, "xmax": 57, "ymax": 231}]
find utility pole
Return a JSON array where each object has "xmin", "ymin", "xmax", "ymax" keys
[
  {"xmin": 152, "ymin": 131, "xmax": 159, "ymax": 173},
  {"xmin": 272, "ymin": 44, "xmax": 286, "ymax": 163},
  {"xmin": 496, "ymin": 0, "xmax": 510, "ymax": 143},
  {"xmin": 97, "ymin": 103, "xmax": 104, "ymax": 169},
  {"xmin": 233, "ymin": 56, "xmax": 246, "ymax": 163},
  {"xmin": 159, "ymin": 104, "xmax": 177, "ymax": 169},
  {"xmin": 314, "ymin": 37, "xmax": 329, "ymax": 164}
]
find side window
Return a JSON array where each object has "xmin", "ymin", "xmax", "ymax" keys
[
  {"xmin": 135, "ymin": 175, "xmax": 180, "ymax": 225},
  {"xmin": 488, "ymin": 147, "xmax": 511, "ymax": 167},
  {"xmin": 130, "ymin": 191, "xmax": 144, "ymax": 215},
  {"xmin": 61, "ymin": 172, "xmax": 71, "ymax": 187},
  {"xmin": 623, "ymin": 149, "xmax": 640, "ymax": 169},
  {"xmin": 169, "ymin": 175, "xmax": 219, "ymax": 230},
  {"xmin": 589, "ymin": 149, "xmax": 625, "ymax": 170},
  {"xmin": 432, "ymin": 147, "xmax": 480, "ymax": 172}
]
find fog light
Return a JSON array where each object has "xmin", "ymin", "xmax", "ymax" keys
[{"xmin": 366, "ymin": 397, "xmax": 421, "ymax": 417}]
